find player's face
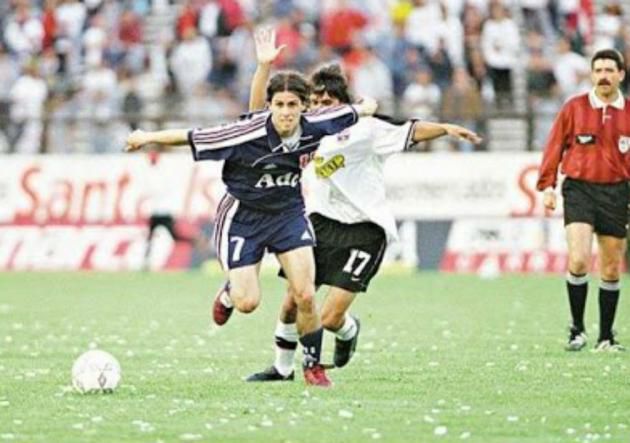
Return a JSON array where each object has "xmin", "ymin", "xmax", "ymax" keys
[
  {"xmin": 270, "ymin": 91, "xmax": 305, "ymax": 137},
  {"xmin": 591, "ymin": 59, "xmax": 625, "ymax": 97},
  {"xmin": 309, "ymin": 92, "xmax": 341, "ymax": 110}
]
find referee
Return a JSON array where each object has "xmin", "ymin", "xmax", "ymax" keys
[{"xmin": 537, "ymin": 49, "xmax": 630, "ymax": 352}]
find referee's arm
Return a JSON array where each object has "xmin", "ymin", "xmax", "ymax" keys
[{"xmin": 537, "ymin": 105, "xmax": 571, "ymax": 191}]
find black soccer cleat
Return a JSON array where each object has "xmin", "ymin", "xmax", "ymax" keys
[
  {"xmin": 333, "ymin": 316, "xmax": 361, "ymax": 368},
  {"xmin": 245, "ymin": 366, "xmax": 295, "ymax": 382}
]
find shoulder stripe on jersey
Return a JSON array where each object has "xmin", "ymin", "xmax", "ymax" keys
[
  {"xmin": 194, "ymin": 118, "xmax": 267, "ymax": 144},
  {"xmin": 305, "ymin": 104, "xmax": 347, "ymax": 117},
  {"xmin": 193, "ymin": 115, "xmax": 267, "ymax": 144},
  {"xmin": 305, "ymin": 104, "xmax": 356, "ymax": 123},
  {"xmin": 194, "ymin": 126, "xmax": 267, "ymax": 152}
]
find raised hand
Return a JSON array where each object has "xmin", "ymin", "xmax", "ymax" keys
[{"xmin": 254, "ymin": 26, "xmax": 286, "ymax": 65}]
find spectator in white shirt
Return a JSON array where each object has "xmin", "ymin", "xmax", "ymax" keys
[
  {"xmin": 436, "ymin": 1, "xmax": 464, "ymax": 67},
  {"xmin": 593, "ymin": 2, "xmax": 623, "ymax": 52},
  {"xmin": 553, "ymin": 36, "xmax": 590, "ymax": 99},
  {"xmin": 56, "ymin": 0, "xmax": 87, "ymax": 41},
  {"xmin": 480, "ymin": 1, "xmax": 520, "ymax": 108},
  {"xmin": 81, "ymin": 58, "xmax": 119, "ymax": 152},
  {"xmin": 83, "ymin": 14, "xmax": 108, "ymax": 67},
  {"xmin": 402, "ymin": 67, "xmax": 442, "ymax": 120},
  {"xmin": 169, "ymin": 27, "xmax": 212, "ymax": 97},
  {"xmin": 9, "ymin": 61, "xmax": 48, "ymax": 154},
  {"xmin": 4, "ymin": 3, "xmax": 44, "ymax": 60},
  {"xmin": 404, "ymin": 0, "xmax": 442, "ymax": 56},
  {"xmin": 350, "ymin": 42, "xmax": 395, "ymax": 115},
  {"xmin": 0, "ymin": 44, "xmax": 19, "ymax": 148}
]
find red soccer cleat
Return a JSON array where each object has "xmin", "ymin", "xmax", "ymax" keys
[
  {"xmin": 303, "ymin": 364, "xmax": 332, "ymax": 388},
  {"xmin": 212, "ymin": 282, "xmax": 233, "ymax": 326}
]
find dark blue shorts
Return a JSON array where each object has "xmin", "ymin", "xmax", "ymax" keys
[{"xmin": 213, "ymin": 194, "xmax": 316, "ymax": 270}]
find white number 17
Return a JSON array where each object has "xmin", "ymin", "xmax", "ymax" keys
[{"xmin": 343, "ymin": 249, "xmax": 371, "ymax": 276}]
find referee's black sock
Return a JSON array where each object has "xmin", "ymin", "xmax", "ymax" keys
[
  {"xmin": 566, "ymin": 272, "xmax": 588, "ymax": 331},
  {"xmin": 299, "ymin": 327, "xmax": 323, "ymax": 369},
  {"xmin": 598, "ymin": 280, "xmax": 620, "ymax": 341}
]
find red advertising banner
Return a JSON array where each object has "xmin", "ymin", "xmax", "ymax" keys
[{"xmin": 0, "ymin": 154, "xmax": 223, "ymax": 270}]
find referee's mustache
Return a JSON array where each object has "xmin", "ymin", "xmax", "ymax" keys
[{"xmin": 598, "ymin": 80, "xmax": 612, "ymax": 85}]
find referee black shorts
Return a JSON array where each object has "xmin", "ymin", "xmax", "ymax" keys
[{"xmin": 562, "ymin": 177, "xmax": 630, "ymax": 238}]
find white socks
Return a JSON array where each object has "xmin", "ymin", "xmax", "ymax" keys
[
  {"xmin": 219, "ymin": 290, "xmax": 233, "ymax": 308},
  {"xmin": 335, "ymin": 314, "xmax": 357, "ymax": 341},
  {"xmin": 274, "ymin": 321, "xmax": 298, "ymax": 376}
]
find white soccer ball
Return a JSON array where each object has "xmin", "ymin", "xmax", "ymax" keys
[{"xmin": 71, "ymin": 349, "xmax": 121, "ymax": 393}]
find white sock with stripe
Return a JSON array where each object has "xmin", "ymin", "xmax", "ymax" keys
[
  {"xmin": 274, "ymin": 321, "xmax": 298, "ymax": 376},
  {"xmin": 219, "ymin": 282, "xmax": 233, "ymax": 308},
  {"xmin": 335, "ymin": 314, "xmax": 357, "ymax": 341}
]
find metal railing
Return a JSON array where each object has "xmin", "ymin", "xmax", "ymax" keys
[{"xmin": 0, "ymin": 106, "xmax": 560, "ymax": 154}]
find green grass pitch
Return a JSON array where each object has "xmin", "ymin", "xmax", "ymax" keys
[{"xmin": 1, "ymin": 271, "xmax": 629, "ymax": 442}]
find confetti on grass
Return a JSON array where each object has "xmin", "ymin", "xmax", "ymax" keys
[
  {"xmin": 333, "ymin": 408, "xmax": 351, "ymax": 419},
  {"xmin": 434, "ymin": 426, "xmax": 448, "ymax": 436}
]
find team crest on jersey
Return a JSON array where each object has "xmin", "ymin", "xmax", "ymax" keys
[
  {"xmin": 619, "ymin": 136, "xmax": 630, "ymax": 154},
  {"xmin": 314, "ymin": 154, "xmax": 346, "ymax": 178},
  {"xmin": 336, "ymin": 129, "xmax": 350, "ymax": 142}
]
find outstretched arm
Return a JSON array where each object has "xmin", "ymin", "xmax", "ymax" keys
[
  {"xmin": 411, "ymin": 121, "xmax": 482, "ymax": 145},
  {"xmin": 125, "ymin": 129, "xmax": 189, "ymax": 152},
  {"xmin": 249, "ymin": 26, "xmax": 286, "ymax": 111}
]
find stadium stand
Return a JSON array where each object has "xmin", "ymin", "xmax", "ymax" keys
[{"xmin": 0, "ymin": 0, "xmax": 624, "ymax": 153}]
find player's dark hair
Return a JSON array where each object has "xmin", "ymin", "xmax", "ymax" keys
[
  {"xmin": 591, "ymin": 49, "xmax": 625, "ymax": 71},
  {"xmin": 266, "ymin": 71, "xmax": 310, "ymax": 104},
  {"xmin": 310, "ymin": 64, "xmax": 352, "ymax": 104}
]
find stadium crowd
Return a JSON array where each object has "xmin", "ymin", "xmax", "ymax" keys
[{"xmin": 0, "ymin": 0, "xmax": 624, "ymax": 153}]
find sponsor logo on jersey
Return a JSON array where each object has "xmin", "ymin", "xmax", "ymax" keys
[
  {"xmin": 254, "ymin": 172, "xmax": 301, "ymax": 188},
  {"xmin": 314, "ymin": 154, "xmax": 346, "ymax": 178},
  {"xmin": 575, "ymin": 134, "xmax": 595, "ymax": 145},
  {"xmin": 619, "ymin": 135, "xmax": 630, "ymax": 154}
]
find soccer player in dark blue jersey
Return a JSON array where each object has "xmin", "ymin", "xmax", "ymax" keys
[
  {"xmin": 125, "ymin": 71, "xmax": 378, "ymax": 387},
  {"xmin": 245, "ymin": 27, "xmax": 481, "ymax": 383}
]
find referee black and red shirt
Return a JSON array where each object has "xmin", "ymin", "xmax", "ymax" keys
[{"xmin": 537, "ymin": 89, "xmax": 630, "ymax": 191}]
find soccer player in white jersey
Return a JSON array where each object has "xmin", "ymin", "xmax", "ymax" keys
[
  {"xmin": 245, "ymin": 27, "xmax": 482, "ymax": 381},
  {"xmin": 125, "ymin": 69, "xmax": 379, "ymax": 387}
]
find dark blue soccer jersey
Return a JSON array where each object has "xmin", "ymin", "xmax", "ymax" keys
[{"xmin": 188, "ymin": 105, "xmax": 359, "ymax": 213}]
